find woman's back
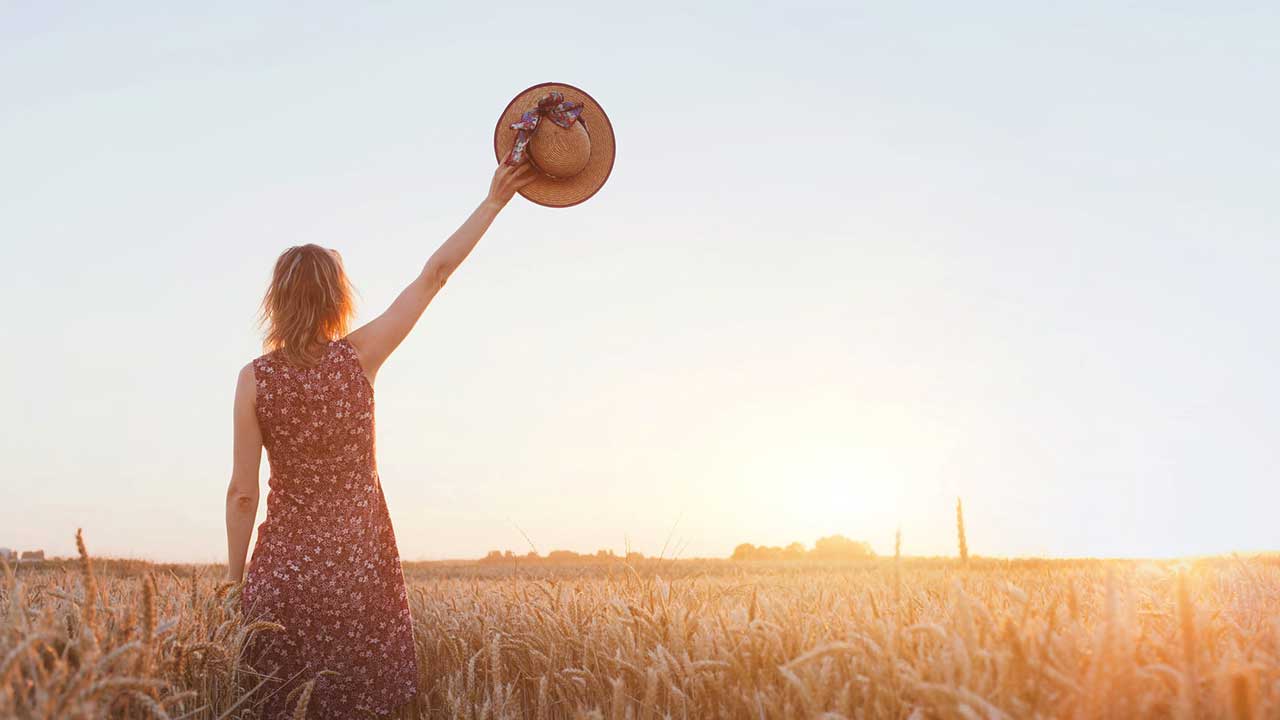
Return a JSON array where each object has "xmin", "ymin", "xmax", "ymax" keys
[
  {"xmin": 253, "ymin": 337, "xmax": 377, "ymax": 510},
  {"xmin": 243, "ymin": 338, "xmax": 417, "ymax": 718}
]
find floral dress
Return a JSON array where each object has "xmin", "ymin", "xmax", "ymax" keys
[{"xmin": 243, "ymin": 338, "xmax": 418, "ymax": 718}]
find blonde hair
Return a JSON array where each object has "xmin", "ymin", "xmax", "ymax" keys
[{"xmin": 259, "ymin": 244, "xmax": 355, "ymax": 367}]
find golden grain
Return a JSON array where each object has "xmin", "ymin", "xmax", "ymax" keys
[{"xmin": 2, "ymin": 535, "xmax": 1278, "ymax": 718}]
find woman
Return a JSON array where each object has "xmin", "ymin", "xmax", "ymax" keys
[{"xmin": 225, "ymin": 161, "xmax": 535, "ymax": 717}]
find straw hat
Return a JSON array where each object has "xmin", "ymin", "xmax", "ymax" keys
[{"xmin": 493, "ymin": 82, "xmax": 615, "ymax": 208}]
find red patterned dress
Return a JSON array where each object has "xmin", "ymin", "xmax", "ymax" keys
[{"xmin": 243, "ymin": 338, "xmax": 418, "ymax": 718}]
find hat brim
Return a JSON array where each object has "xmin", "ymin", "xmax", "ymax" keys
[{"xmin": 494, "ymin": 82, "xmax": 615, "ymax": 208}]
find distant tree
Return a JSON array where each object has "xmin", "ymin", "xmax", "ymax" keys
[
  {"xmin": 732, "ymin": 543, "xmax": 803, "ymax": 561},
  {"xmin": 548, "ymin": 550, "xmax": 579, "ymax": 562},
  {"xmin": 481, "ymin": 550, "xmax": 505, "ymax": 564},
  {"xmin": 732, "ymin": 537, "xmax": 875, "ymax": 561},
  {"xmin": 811, "ymin": 535, "xmax": 875, "ymax": 560},
  {"xmin": 525, "ymin": 551, "xmax": 540, "ymax": 561}
]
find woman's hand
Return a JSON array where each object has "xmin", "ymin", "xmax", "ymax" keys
[{"xmin": 486, "ymin": 161, "xmax": 537, "ymax": 208}]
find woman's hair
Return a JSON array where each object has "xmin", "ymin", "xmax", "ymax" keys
[{"xmin": 259, "ymin": 244, "xmax": 355, "ymax": 367}]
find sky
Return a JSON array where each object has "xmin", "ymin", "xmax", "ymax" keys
[{"xmin": 1, "ymin": 2, "xmax": 1277, "ymax": 563}]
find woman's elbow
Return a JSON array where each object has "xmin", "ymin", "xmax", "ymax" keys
[
  {"xmin": 421, "ymin": 260, "xmax": 453, "ymax": 292},
  {"xmin": 225, "ymin": 480, "xmax": 259, "ymax": 513}
]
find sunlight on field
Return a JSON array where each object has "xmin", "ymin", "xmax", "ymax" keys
[{"xmin": 2, "ymin": 536, "xmax": 1277, "ymax": 718}]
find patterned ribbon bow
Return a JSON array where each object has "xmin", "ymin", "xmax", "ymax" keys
[{"xmin": 505, "ymin": 92, "xmax": 585, "ymax": 166}]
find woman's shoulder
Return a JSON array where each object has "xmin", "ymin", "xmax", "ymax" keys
[
  {"xmin": 248, "ymin": 340, "xmax": 347, "ymax": 376},
  {"xmin": 235, "ymin": 361, "xmax": 258, "ymax": 407},
  {"xmin": 334, "ymin": 335, "xmax": 375, "ymax": 388},
  {"xmin": 248, "ymin": 349, "xmax": 288, "ymax": 385},
  {"xmin": 250, "ymin": 348, "xmax": 278, "ymax": 370}
]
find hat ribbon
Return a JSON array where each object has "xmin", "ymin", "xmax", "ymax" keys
[{"xmin": 504, "ymin": 92, "xmax": 584, "ymax": 166}]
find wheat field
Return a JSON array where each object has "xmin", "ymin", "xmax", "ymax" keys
[{"xmin": 2, "ymin": 533, "xmax": 1278, "ymax": 719}]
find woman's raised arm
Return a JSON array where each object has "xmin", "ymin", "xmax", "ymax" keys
[{"xmin": 347, "ymin": 162, "xmax": 535, "ymax": 382}]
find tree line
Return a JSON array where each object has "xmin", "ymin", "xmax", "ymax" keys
[
  {"xmin": 731, "ymin": 534, "xmax": 875, "ymax": 561},
  {"xmin": 477, "ymin": 535, "xmax": 875, "ymax": 564}
]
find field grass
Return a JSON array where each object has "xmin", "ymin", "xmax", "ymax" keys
[{"xmin": 2, "ymin": 537, "xmax": 1278, "ymax": 718}]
